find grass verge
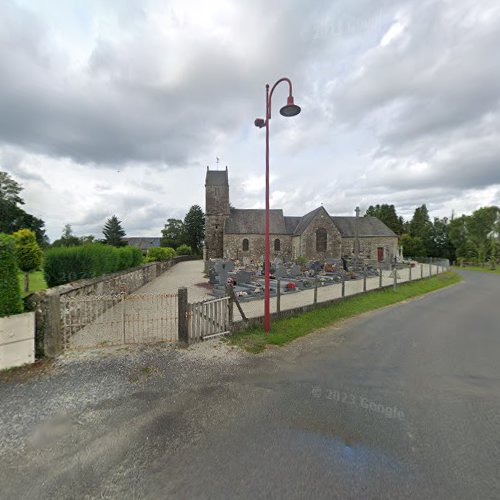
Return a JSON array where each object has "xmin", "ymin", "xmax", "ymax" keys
[
  {"xmin": 452, "ymin": 265, "xmax": 500, "ymax": 275},
  {"xmin": 18, "ymin": 270, "xmax": 47, "ymax": 297},
  {"xmin": 228, "ymin": 272, "xmax": 462, "ymax": 354}
]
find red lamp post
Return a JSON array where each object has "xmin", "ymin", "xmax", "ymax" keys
[{"xmin": 255, "ymin": 77, "xmax": 301, "ymax": 332}]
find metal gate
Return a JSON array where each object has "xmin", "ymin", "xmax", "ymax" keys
[
  {"xmin": 61, "ymin": 293, "xmax": 178, "ymax": 350},
  {"xmin": 188, "ymin": 297, "xmax": 231, "ymax": 342}
]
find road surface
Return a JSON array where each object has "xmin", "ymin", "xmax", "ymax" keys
[{"xmin": 1, "ymin": 270, "xmax": 499, "ymax": 499}]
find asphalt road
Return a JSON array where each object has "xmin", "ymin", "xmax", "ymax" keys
[{"xmin": 1, "ymin": 270, "xmax": 499, "ymax": 499}]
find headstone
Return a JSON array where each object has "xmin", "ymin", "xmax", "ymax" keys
[
  {"xmin": 275, "ymin": 264, "xmax": 288, "ymax": 279},
  {"xmin": 208, "ymin": 268, "xmax": 217, "ymax": 285},
  {"xmin": 235, "ymin": 270, "xmax": 253, "ymax": 284},
  {"xmin": 289, "ymin": 264, "xmax": 301, "ymax": 277}
]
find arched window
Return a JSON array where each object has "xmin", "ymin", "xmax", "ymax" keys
[
  {"xmin": 316, "ymin": 228, "xmax": 327, "ymax": 252},
  {"xmin": 274, "ymin": 238, "xmax": 281, "ymax": 251},
  {"xmin": 242, "ymin": 238, "xmax": 249, "ymax": 251}
]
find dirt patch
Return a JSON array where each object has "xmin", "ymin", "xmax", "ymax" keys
[{"xmin": 0, "ymin": 359, "xmax": 57, "ymax": 384}]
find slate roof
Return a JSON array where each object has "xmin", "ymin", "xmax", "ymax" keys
[
  {"xmin": 205, "ymin": 169, "xmax": 228, "ymax": 186},
  {"xmin": 124, "ymin": 237, "xmax": 161, "ymax": 250},
  {"xmin": 224, "ymin": 209, "xmax": 288, "ymax": 234},
  {"xmin": 290, "ymin": 207, "xmax": 325, "ymax": 235},
  {"xmin": 224, "ymin": 207, "xmax": 397, "ymax": 238},
  {"xmin": 284, "ymin": 216, "xmax": 302, "ymax": 235},
  {"xmin": 331, "ymin": 216, "xmax": 397, "ymax": 237}
]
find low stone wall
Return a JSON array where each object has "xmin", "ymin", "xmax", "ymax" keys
[{"xmin": 25, "ymin": 256, "xmax": 197, "ymax": 358}]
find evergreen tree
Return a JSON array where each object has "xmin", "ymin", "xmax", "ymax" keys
[
  {"xmin": 183, "ymin": 205, "xmax": 205, "ymax": 254},
  {"xmin": 409, "ymin": 204, "xmax": 432, "ymax": 255},
  {"xmin": 102, "ymin": 215, "xmax": 126, "ymax": 247},
  {"xmin": 0, "ymin": 170, "xmax": 48, "ymax": 246}
]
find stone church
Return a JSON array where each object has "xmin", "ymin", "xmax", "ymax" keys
[{"xmin": 204, "ymin": 168, "xmax": 398, "ymax": 265}]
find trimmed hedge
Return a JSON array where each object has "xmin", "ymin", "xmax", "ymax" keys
[
  {"xmin": 145, "ymin": 246, "xmax": 176, "ymax": 262},
  {"xmin": 44, "ymin": 243, "xmax": 143, "ymax": 287},
  {"xmin": 0, "ymin": 233, "xmax": 23, "ymax": 316}
]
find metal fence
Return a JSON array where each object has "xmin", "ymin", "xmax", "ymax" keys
[{"xmin": 61, "ymin": 292, "xmax": 178, "ymax": 350}]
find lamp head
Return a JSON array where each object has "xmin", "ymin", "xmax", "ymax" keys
[
  {"xmin": 254, "ymin": 118, "xmax": 266, "ymax": 128},
  {"xmin": 280, "ymin": 96, "xmax": 301, "ymax": 117}
]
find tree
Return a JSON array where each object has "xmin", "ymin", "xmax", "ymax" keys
[
  {"xmin": 0, "ymin": 233, "xmax": 23, "ymax": 316},
  {"xmin": 465, "ymin": 206, "xmax": 499, "ymax": 264},
  {"xmin": 12, "ymin": 229, "xmax": 43, "ymax": 292},
  {"xmin": 427, "ymin": 217, "xmax": 455, "ymax": 260},
  {"xmin": 365, "ymin": 204, "xmax": 404, "ymax": 235},
  {"xmin": 0, "ymin": 171, "xmax": 48, "ymax": 246},
  {"xmin": 51, "ymin": 224, "xmax": 81, "ymax": 247},
  {"xmin": 0, "ymin": 171, "xmax": 24, "ymax": 205},
  {"xmin": 183, "ymin": 205, "xmax": 205, "ymax": 254},
  {"xmin": 408, "ymin": 204, "xmax": 432, "ymax": 255},
  {"xmin": 400, "ymin": 234, "xmax": 426, "ymax": 258},
  {"xmin": 102, "ymin": 216, "xmax": 127, "ymax": 247},
  {"xmin": 161, "ymin": 218, "xmax": 186, "ymax": 249}
]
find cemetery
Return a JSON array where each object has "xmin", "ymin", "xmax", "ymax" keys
[{"xmin": 207, "ymin": 256, "xmax": 380, "ymax": 301}]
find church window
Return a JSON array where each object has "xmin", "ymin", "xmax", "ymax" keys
[
  {"xmin": 274, "ymin": 239, "xmax": 281, "ymax": 251},
  {"xmin": 242, "ymin": 238, "xmax": 249, "ymax": 251},
  {"xmin": 316, "ymin": 228, "xmax": 327, "ymax": 252}
]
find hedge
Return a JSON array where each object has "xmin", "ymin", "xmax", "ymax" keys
[
  {"xmin": 44, "ymin": 243, "xmax": 143, "ymax": 287},
  {"xmin": 175, "ymin": 244, "xmax": 192, "ymax": 256},
  {"xmin": 0, "ymin": 233, "xmax": 23, "ymax": 316},
  {"xmin": 145, "ymin": 246, "xmax": 176, "ymax": 262}
]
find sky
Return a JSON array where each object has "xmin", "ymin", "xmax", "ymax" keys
[{"xmin": 1, "ymin": 0, "xmax": 499, "ymax": 241}]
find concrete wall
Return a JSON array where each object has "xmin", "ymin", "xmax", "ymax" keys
[
  {"xmin": 341, "ymin": 236, "xmax": 398, "ymax": 263},
  {"xmin": 223, "ymin": 234, "xmax": 293, "ymax": 262},
  {"xmin": 24, "ymin": 256, "xmax": 196, "ymax": 358},
  {"xmin": 298, "ymin": 209, "xmax": 342, "ymax": 259},
  {"xmin": 0, "ymin": 312, "xmax": 35, "ymax": 370}
]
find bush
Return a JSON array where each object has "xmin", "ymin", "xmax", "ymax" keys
[
  {"xmin": 175, "ymin": 244, "xmax": 192, "ymax": 256},
  {"xmin": 13, "ymin": 229, "xmax": 43, "ymax": 293},
  {"xmin": 145, "ymin": 246, "xmax": 176, "ymax": 262},
  {"xmin": 0, "ymin": 233, "xmax": 23, "ymax": 316},
  {"xmin": 43, "ymin": 243, "xmax": 143, "ymax": 287}
]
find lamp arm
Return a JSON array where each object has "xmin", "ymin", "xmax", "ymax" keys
[{"xmin": 267, "ymin": 77, "xmax": 293, "ymax": 120}]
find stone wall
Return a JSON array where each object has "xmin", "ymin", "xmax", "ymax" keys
[
  {"xmin": 341, "ymin": 236, "xmax": 398, "ymax": 263},
  {"xmin": 297, "ymin": 209, "xmax": 342, "ymax": 259},
  {"xmin": 205, "ymin": 214, "xmax": 228, "ymax": 259},
  {"xmin": 223, "ymin": 234, "xmax": 293, "ymax": 262},
  {"xmin": 24, "ymin": 256, "xmax": 196, "ymax": 358}
]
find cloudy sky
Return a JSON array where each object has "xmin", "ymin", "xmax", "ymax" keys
[{"xmin": 1, "ymin": 0, "xmax": 499, "ymax": 241}]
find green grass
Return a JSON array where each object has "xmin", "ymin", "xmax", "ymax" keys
[
  {"xmin": 228, "ymin": 272, "xmax": 463, "ymax": 354},
  {"xmin": 18, "ymin": 270, "xmax": 47, "ymax": 297},
  {"xmin": 453, "ymin": 264, "xmax": 500, "ymax": 275}
]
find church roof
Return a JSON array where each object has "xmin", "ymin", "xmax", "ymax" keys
[
  {"xmin": 223, "ymin": 207, "xmax": 397, "ymax": 238},
  {"xmin": 284, "ymin": 216, "xmax": 302, "ymax": 235},
  {"xmin": 290, "ymin": 207, "xmax": 325, "ymax": 235},
  {"xmin": 331, "ymin": 216, "xmax": 397, "ymax": 237},
  {"xmin": 205, "ymin": 169, "xmax": 228, "ymax": 186},
  {"xmin": 224, "ymin": 209, "xmax": 288, "ymax": 234}
]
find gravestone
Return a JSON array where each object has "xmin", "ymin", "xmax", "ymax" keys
[
  {"xmin": 275, "ymin": 264, "xmax": 288, "ymax": 279},
  {"xmin": 208, "ymin": 268, "xmax": 217, "ymax": 285},
  {"xmin": 289, "ymin": 264, "xmax": 301, "ymax": 277},
  {"xmin": 235, "ymin": 270, "xmax": 253, "ymax": 284}
]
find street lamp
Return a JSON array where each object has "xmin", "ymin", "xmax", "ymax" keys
[{"xmin": 254, "ymin": 77, "xmax": 301, "ymax": 332}]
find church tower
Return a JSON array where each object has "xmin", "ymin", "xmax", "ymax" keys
[{"xmin": 205, "ymin": 167, "xmax": 230, "ymax": 259}]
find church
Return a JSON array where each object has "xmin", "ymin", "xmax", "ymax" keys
[{"xmin": 204, "ymin": 168, "xmax": 398, "ymax": 265}]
